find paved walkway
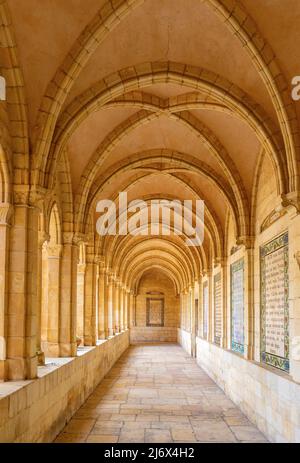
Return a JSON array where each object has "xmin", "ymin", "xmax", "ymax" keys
[{"xmin": 55, "ymin": 344, "xmax": 268, "ymax": 443}]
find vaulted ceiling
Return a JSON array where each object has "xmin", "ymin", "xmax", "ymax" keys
[{"xmin": 3, "ymin": 0, "xmax": 300, "ymax": 291}]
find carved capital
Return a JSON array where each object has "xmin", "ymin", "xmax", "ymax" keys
[
  {"xmin": 0, "ymin": 203, "xmax": 13, "ymax": 226},
  {"xmin": 29, "ymin": 186, "xmax": 47, "ymax": 209},
  {"xmin": 281, "ymin": 192, "xmax": 300, "ymax": 216},
  {"xmin": 236, "ymin": 235, "xmax": 254, "ymax": 249},
  {"xmin": 38, "ymin": 231, "xmax": 50, "ymax": 247},
  {"xmin": 73, "ymin": 232, "xmax": 86, "ymax": 245},
  {"xmin": 13, "ymin": 186, "xmax": 30, "ymax": 206},
  {"xmin": 47, "ymin": 244, "xmax": 62, "ymax": 258},
  {"xmin": 62, "ymin": 232, "xmax": 74, "ymax": 245}
]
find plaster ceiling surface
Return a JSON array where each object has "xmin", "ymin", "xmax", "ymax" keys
[{"xmin": 3, "ymin": 0, "xmax": 297, "ymax": 285}]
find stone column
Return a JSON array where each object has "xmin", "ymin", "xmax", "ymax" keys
[
  {"xmin": 107, "ymin": 272, "xmax": 115, "ymax": 337},
  {"xmin": 76, "ymin": 262, "xmax": 85, "ymax": 345},
  {"xmin": 190, "ymin": 283, "xmax": 196, "ymax": 357},
  {"xmin": 125, "ymin": 289, "xmax": 130, "ymax": 329},
  {"xmin": 0, "ymin": 203, "xmax": 12, "ymax": 380},
  {"xmin": 97, "ymin": 260, "xmax": 106, "ymax": 339},
  {"xmin": 59, "ymin": 233, "xmax": 78, "ymax": 357},
  {"xmin": 129, "ymin": 290, "xmax": 135, "ymax": 327},
  {"xmin": 119, "ymin": 285, "xmax": 124, "ymax": 331},
  {"xmin": 7, "ymin": 197, "xmax": 38, "ymax": 380},
  {"xmin": 46, "ymin": 243, "xmax": 62, "ymax": 357},
  {"xmin": 114, "ymin": 278, "xmax": 120, "ymax": 333},
  {"xmin": 36, "ymin": 230, "xmax": 49, "ymax": 365},
  {"xmin": 84, "ymin": 254, "xmax": 97, "ymax": 346},
  {"xmin": 198, "ymin": 276, "xmax": 203, "ymax": 338}
]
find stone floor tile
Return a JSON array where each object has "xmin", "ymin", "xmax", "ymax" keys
[
  {"xmin": 63, "ymin": 419, "xmax": 96, "ymax": 435},
  {"xmin": 58, "ymin": 345, "xmax": 268, "ymax": 444},
  {"xmin": 86, "ymin": 435, "xmax": 119, "ymax": 443},
  {"xmin": 230, "ymin": 425, "xmax": 268, "ymax": 442},
  {"xmin": 145, "ymin": 429, "xmax": 173, "ymax": 443}
]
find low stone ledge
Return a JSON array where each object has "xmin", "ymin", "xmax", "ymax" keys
[{"xmin": 0, "ymin": 330, "xmax": 130, "ymax": 443}]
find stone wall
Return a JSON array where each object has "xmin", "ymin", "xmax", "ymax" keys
[
  {"xmin": 134, "ymin": 270, "xmax": 179, "ymax": 342},
  {"xmin": 0, "ymin": 331, "xmax": 129, "ymax": 443},
  {"xmin": 178, "ymin": 328, "xmax": 300, "ymax": 443}
]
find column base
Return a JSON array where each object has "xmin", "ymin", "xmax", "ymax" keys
[
  {"xmin": 7, "ymin": 356, "xmax": 37, "ymax": 380},
  {"xmin": 36, "ymin": 349, "xmax": 45, "ymax": 366},
  {"xmin": 60, "ymin": 342, "xmax": 77, "ymax": 357}
]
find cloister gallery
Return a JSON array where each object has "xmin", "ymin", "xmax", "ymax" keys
[{"xmin": 0, "ymin": 0, "xmax": 300, "ymax": 445}]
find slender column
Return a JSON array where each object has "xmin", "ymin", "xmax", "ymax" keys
[
  {"xmin": 129, "ymin": 290, "xmax": 135, "ymax": 327},
  {"xmin": 36, "ymin": 230, "xmax": 49, "ymax": 365},
  {"xmin": 84, "ymin": 253, "xmax": 97, "ymax": 346},
  {"xmin": 198, "ymin": 276, "xmax": 203, "ymax": 338},
  {"xmin": 103, "ymin": 269, "xmax": 109, "ymax": 338},
  {"xmin": 45, "ymin": 243, "xmax": 62, "ymax": 357},
  {"xmin": 76, "ymin": 262, "xmax": 85, "ymax": 344},
  {"xmin": 107, "ymin": 272, "xmax": 115, "ymax": 337},
  {"xmin": 190, "ymin": 283, "xmax": 196, "ymax": 356},
  {"xmin": 119, "ymin": 285, "xmax": 124, "ymax": 331},
  {"xmin": 59, "ymin": 233, "xmax": 78, "ymax": 357},
  {"xmin": 7, "ymin": 198, "xmax": 38, "ymax": 380},
  {"xmin": 125, "ymin": 289, "xmax": 130, "ymax": 329},
  {"xmin": 97, "ymin": 260, "xmax": 106, "ymax": 339},
  {"xmin": 114, "ymin": 278, "xmax": 120, "ymax": 333},
  {"xmin": 0, "ymin": 203, "xmax": 12, "ymax": 380}
]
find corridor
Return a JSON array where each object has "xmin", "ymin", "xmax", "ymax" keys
[{"xmin": 55, "ymin": 344, "xmax": 268, "ymax": 443}]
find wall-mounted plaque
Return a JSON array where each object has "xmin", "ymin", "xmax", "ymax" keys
[
  {"xmin": 260, "ymin": 232, "xmax": 289, "ymax": 372},
  {"xmin": 203, "ymin": 282, "xmax": 209, "ymax": 340},
  {"xmin": 231, "ymin": 259, "xmax": 244, "ymax": 355},
  {"xmin": 146, "ymin": 298, "xmax": 164, "ymax": 327},
  {"xmin": 214, "ymin": 273, "xmax": 222, "ymax": 345}
]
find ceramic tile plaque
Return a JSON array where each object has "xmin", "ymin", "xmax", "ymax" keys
[
  {"xmin": 214, "ymin": 273, "xmax": 222, "ymax": 345},
  {"xmin": 146, "ymin": 298, "xmax": 164, "ymax": 327},
  {"xmin": 203, "ymin": 282, "xmax": 209, "ymax": 339},
  {"xmin": 231, "ymin": 259, "xmax": 244, "ymax": 355},
  {"xmin": 260, "ymin": 232, "xmax": 289, "ymax": 372}
]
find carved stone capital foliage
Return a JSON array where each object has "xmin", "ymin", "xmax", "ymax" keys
[
  {"xmin": 281, "ymin": 192, "xmax": 300, "ymax": 216},
  {"xmin": 236, "ymin": 235, "xmax": 255, "ymax": 249},
  {"xmin": 213, "ymin": 256, "xmax": 226, "ymax": 268},
  {"xmin": 38, "ymin": 231, "xmax": 50, "ymax": 246},
  {"xmin": 46, "ymin": 244, "xmax": 62, "ymax": 258},
  {"xmin": 29, "ymin": 186, "xmax": 48, "ymax": 210},
  {"xmin": 73, "ymin": 232, "xmax": 86, "ymax": 245},
  {"xmin": 62, "ymin": 232, "xmax": 74, "ymax": 245},
  {"xmin": 0, "ymin": 203, "xmax": 13, "ymax": 226}
]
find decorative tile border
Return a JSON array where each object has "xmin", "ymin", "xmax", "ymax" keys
[
  {"xmin": 231, "ymin": 258, "xmax": 244, "ymax": 355},
  {"xmin": 203, "ymin": 281, "xmax": 208, "ymax": 340},
  {"xmin": 214, "ymin": 273, "xmax": 221, "ymax": 345},
  {"xmin": 260, "ymin": 232, "xmax": 289, "ymax": 372}
]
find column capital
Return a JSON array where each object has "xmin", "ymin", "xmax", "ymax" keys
[
  {"xmin": 62, "ymin": 232, "xmax": 74, "ymax": 245},
  {"xmin": 38, "ymin": 230, "xmax": 50, "ymax": 247},
  {"xmin": 47, "ymin": 244, "xmax": 63, "ymax": 258},
  {"xmin": 236, "ymin": 235, "xmax": 255, "ymax": 250}
]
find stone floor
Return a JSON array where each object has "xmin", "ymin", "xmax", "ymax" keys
[{"xmin": 55, "ymin": 344, "xmax": 268, "ymax": 443}]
